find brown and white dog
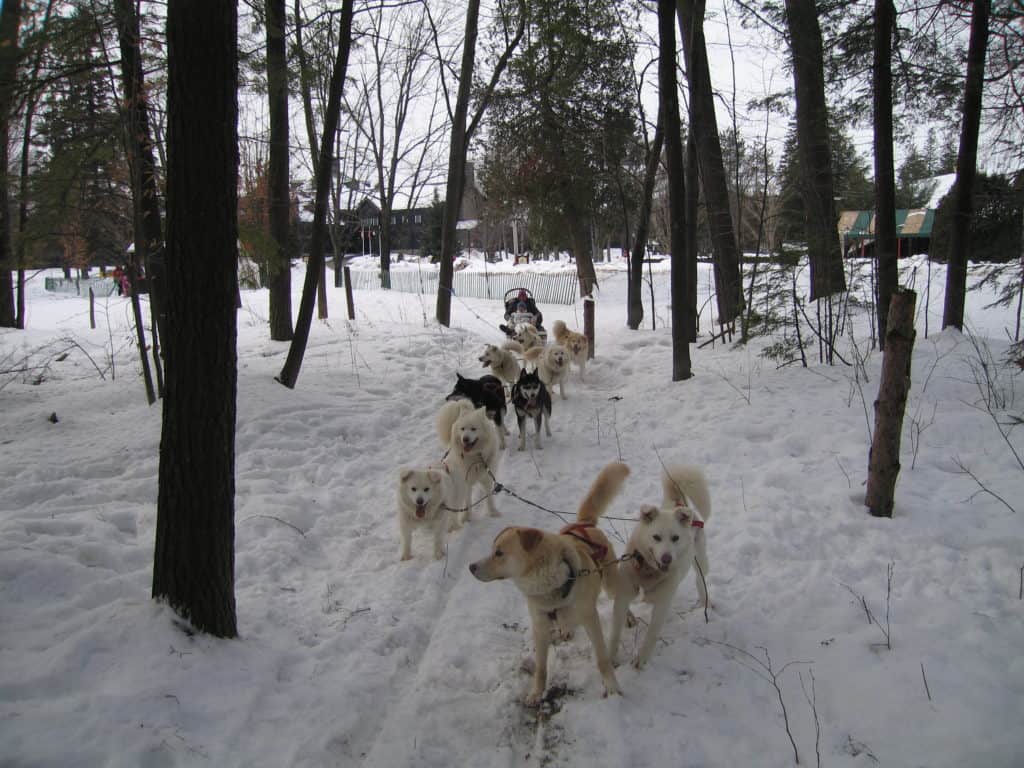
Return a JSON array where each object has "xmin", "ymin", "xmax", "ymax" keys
[
  {"xmin": 469, "ymin": 462, "xmax": 630, "ymax": 705},
  {"xmin": 608, "ymin": 463, "xmax": 711, "ymax": 669},
  {"xmin": 551, "ymin": 320, "xmax": 588, "ymax": 380},
  {"xmin": 523, "ymin": 343, "xmax": 570, "ymax": 400}
]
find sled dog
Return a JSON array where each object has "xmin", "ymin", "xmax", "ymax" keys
[
  {"xmin": 396, "ymin": 467, "xmax": 456, "ymax": 560},
  {"xmin": 479, "ymin": 343, "xmax": 521, "ymax": 386},
  {"xmin": 524, "ymin": 344, "xmax": 570, "ymax": 400},
  {"xmin": 608, "ymin": 463, "xmax": 711, "ymax": 669},
  {"xmin": 437, "ymin": 400, "xmax": 501, "ymax": 523},
  {"xmin": 445, "ymin": 373, "xmax": 508, "ymax": 449},
  {"xmin": 510, "ymin": 368, "xmax": 552, "ymax": 451},
  {"xmin": 551, "ymin": 320, "xmax": 588, "ymax": 379},
  {"xmin": 469, "ymin": 462, "xmax": 630, "ymax": 705}
]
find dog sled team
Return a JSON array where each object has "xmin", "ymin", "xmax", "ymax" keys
[{"xmin": 397, "ymin": 310, "xmax": 715, "ymax": 706}]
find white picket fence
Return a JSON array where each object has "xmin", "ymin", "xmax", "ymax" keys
[
  {"xmin": 44, "ymin": 277, "xmax": 119, "ymax": 297},
  {"xmin": 344, "ymin": 267, "xmax": 579, "ymax": 305}
]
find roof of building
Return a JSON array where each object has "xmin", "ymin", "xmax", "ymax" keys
[{"xmin": 838, "ymin": 209, "xmax": 935, "ymax": 239}]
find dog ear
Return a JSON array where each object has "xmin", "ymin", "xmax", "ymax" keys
[
  {"xmin": 639, "ymin": 504, "xmax": 659, "ymax": 524},
  {"xmin": 399, "ymin": 468, "xmax": 414, "ymax": 482},
  {"xmin": 427, "ymin": 469, "xmax": 444, "ymax": 484},
  {"xmin": 517, "ymin": 528, "xmax": 544, "ymax": 552},
  {"xmin": 674, "ymin": 506, "xmax": 692, "ymax": 525}
]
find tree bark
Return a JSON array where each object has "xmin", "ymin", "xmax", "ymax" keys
[
  {"xmin": 154, "ymin": 0, "xmax": 240, "ymax": 637},
  {"xmin": 677, "ymin": 0, "xmax": 744, "ymax": 325},
  {"xmin": 629, "ymin": 109, "xmax": 663, "ymax": 330},
  {"xmin": 266, "ymin": 0, "xmax": 294, "ymax": 340},
  {"xmin": 435, "ymin": 0, "xmax": 479, "ymax": 327},
  {"xmin": 783, "ymin": 0, "xmax": 847, "ymax": 300},
  {"xmin": 873, "ymin": 0, "xmax": 898, "ymax": 350},
  {"xmin": 659, "ymin": 0, "xmax": 692, "ymax": 380},
  {"xmin": 942, "ymin": 0, "xmax": 990, "ymax": 331},
  {"xmin": 866, "ymin": 288, "xmax": 916, "ymax": 517},
  {"xmin": 277, "ymin": 0, "xmax": 355, "ymax": 388},
  {"xmin": 436, "ymin": 0, "xmax": 525, "ymax": 327},
  {"xmin": 0, "ymin": 0, "xmax": 21, "ymax": 328},
  {"xmin": 114, "ymin": 0, "xmax": 165, "ymax": 397}
]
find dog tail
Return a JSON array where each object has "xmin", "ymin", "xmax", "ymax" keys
[
  {"xmin": 437, "ymin": 400, "xmax": 470, "ymax": 446},
  {"xmin": 523, "ymin": 346, "xmax": 544, "ymax": 363},
  {"xmin": 577, "ymin": 462, "xmax": 630, "ymax": 524},
  {"xmin": 661, "ymin": 464, "xmax": 711, "ymax": 522},
  {"xmin": 552, "ymin": 319, "xmax": 567, "ymax": 338}
]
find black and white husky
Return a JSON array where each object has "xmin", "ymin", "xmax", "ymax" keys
[{"xmin": 510, "ymin": 368, "xmax": 552, "ymax": 451}]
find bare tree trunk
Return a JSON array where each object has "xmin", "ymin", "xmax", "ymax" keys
[
  {"xmin": 154, "ymin": 0, "xmax": 239, "ymax": 638},
  {"xmin": 277, "ymin": 0, "xmax": 355, "ymax": 389},
  {"xmin": 685, "ymin": 133, "xmax": 699, "ymax": 343},
  {"xmin": 436, "ymin": 0, "xmax": 480, "ymax": 326},
  {"xmin": 114, "ymin": 0, "xmax": 165, "ymax": 397},
  {"xmin": 16, "ymin": 0, "xmax": 54, "ymax": 330},
  {"xmin": 629, "ymin": 108, "xmax": 663, "ymax": 330},
  {"xmin": 267, "ymin": 0, "xmax": 294, "ymax": 340},
  {"xmin": 0, "ymin": 0, "xmax": 21, "ymax": 328},
  {"xmin": 659, "ymin": 0, "xmax": 692, "ymax": 380},
  {"xmin": 873, "ymin": 0, "xmax": 898, "ymax": 350},
  {"xmin": 783, "ymin": 0, "xmax": 847, "ymax": 300},
  {"xmin": 942, "ymin": 0, "xmax": 990, "ymax": 331},
  {"xmin": 436, "ymin": 0, "xmax": 525, "ymax": 326},
  {"xmin": 866, "ymin": 289, "xmax": 917, "ymax": 517},
  {"xmin": 677, "ymin": 0, "xmax": 744, "ymax": 325}
]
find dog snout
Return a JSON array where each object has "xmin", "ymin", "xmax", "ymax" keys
[
  {"xmin": 468, "ymin": 562, "xmax": 478, "ymax": 575},
  {"xmin": 660, "ymin": 552, "xmax": 673, "ymax": 566}
]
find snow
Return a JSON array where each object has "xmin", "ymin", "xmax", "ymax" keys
[{"xmin": 1, "ymin": 255, "xmax": 1022, "ymax": 768}]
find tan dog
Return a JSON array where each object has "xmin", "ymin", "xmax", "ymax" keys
[
  {"xmin": 551, "ymin": 320, "xmax": 588, "ymax": 379},
  {"xmin": 469, "ymin": 462, "xmax": 630, "ymax": 705},
  {"xmin": 523, "ymin": 343, "xmax": 570, "ymax": 400},
  {"xmin": 512, "ymin": 324, "xmax": 544, "ymax": 352},
  {"xmin": 478, "ymin": 343, "xmax": 521, "ymax": 386}
]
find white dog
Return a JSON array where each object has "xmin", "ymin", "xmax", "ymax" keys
[
  {"xmin": 478, "ymin": 343, "xmax": 521, "ymax": 386},
  {"xmin": 524, "ymin": 343, "xmax": 570, "ymax": 400},
  {"xmin": 608, "ymin": 463, "xmax": 711, "ymax": 669},
  {"xmin": 437, "ymin": 400, "xmax": 501, "ymax": 523},
  {"xmin": 396, "ymin": 467, "xmax": 455, "ymax": 560}
]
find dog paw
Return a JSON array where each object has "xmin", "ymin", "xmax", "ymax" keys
[
  {"xmin": 434, "ymin": 550, "xmax": 445, "ymax": 560},
  {"xmin": 524, "ymin": 691, "xmax": 543, "ymax": 708},
  {"xmin": 633, "ymin": 656, "xmax": 647, "ymax": 671},
  {"xmin": 400, "ymin": 553, "xmax": 412, "ymax": 562}
]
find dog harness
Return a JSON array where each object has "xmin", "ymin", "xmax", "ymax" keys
[{"xmin": 559, "ymin": 522, "xmax": 609, "ymax": 564}]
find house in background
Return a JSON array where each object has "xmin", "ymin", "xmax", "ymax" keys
[
  {"xmin": 838, "ymin": 208, "xmax": 935, "ymax": 258},
  {"xmin": 354, "ymin": 162, "xmax": 487, "ymax": 257}
]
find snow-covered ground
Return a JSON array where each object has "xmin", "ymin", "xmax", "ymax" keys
[{"xmin": 1, "ymin": 255, "xmax": 1022, "ymax": 767}]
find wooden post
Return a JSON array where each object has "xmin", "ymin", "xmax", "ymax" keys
[
  {"xmin": 343, "ymin": 265, "xmax": 355, "ymax": 320},
  {"xmin": 583, "ymin": 294, "xmax": 595, "ymax": 360},
  {"xmin": 866, "ymin": 288, "xmax": 917, "ymax": 517},
  {"xmin": 89, "ymin": 287, "xmax": 96, "ymax": 329}
]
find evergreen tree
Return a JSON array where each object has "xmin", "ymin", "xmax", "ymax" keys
[
  {"xmin": 485, "ymin": 0, "xmax": 640, "ymax": 295},
  {"xmin": 31, "ymin": 6, "xmax": 131, "ymax": 270}
]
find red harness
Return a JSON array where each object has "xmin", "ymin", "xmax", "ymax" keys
[{"xmin": 559, "ymin": 522, "xmax": 609, "ymax": 564}]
